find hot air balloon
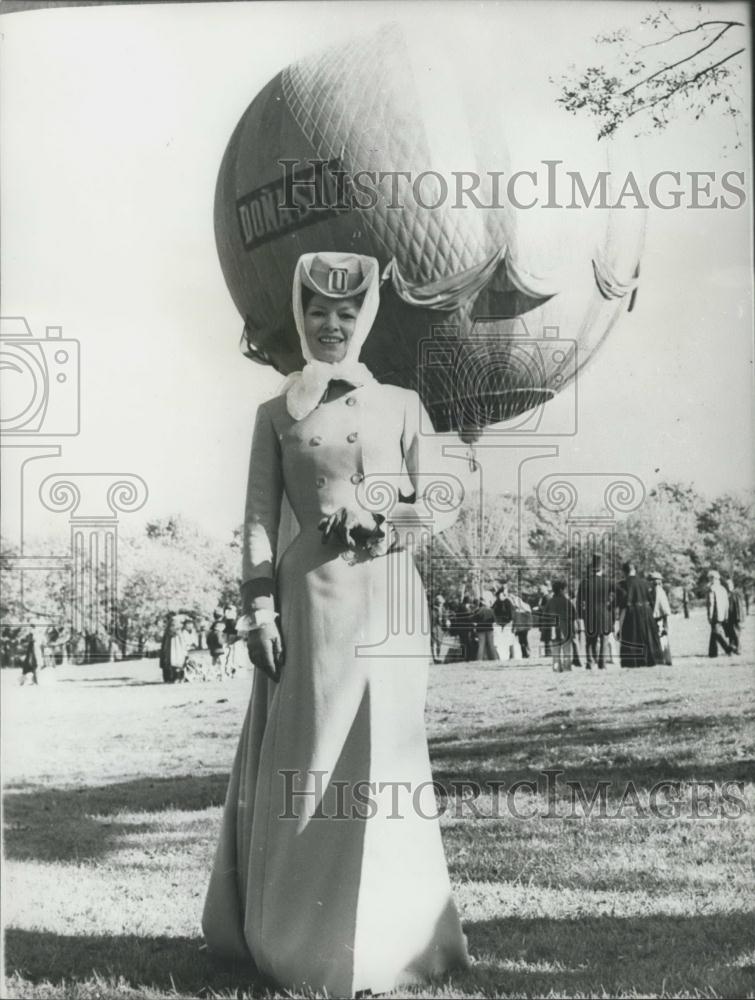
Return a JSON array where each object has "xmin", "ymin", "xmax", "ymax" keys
[{"xmin": 215, "ymin": 22, "xmax": 645, "ymax": 439}]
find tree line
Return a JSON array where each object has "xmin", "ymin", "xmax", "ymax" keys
[{"xmin": 1, "ymin": 482, "xmax": 752, "ymax": 661}]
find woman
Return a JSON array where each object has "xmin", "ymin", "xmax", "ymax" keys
[
  {"xmin": 492, "ymin": 582, "xmax": 516, "ymax": 660},
  {"xmin": 202, "ymin": 252, "xmax": 470, "ymax": 996},
  {"xmin": 616, "ymin": 562, "xmax": 663, "ymax": 667},
  {"xmin": 473, "ymin": 590, "xmax": 499, "ymax": 661}
]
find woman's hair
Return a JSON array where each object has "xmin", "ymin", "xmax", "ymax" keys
[
  {"xmin": 301, "ymin": 288, "xmax": 365, "ymax": 312},
  {"xmin": 621, "ymin": 560, "xmax": 636, "ymax": 575}
]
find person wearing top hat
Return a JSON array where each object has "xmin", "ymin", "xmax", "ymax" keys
[
  {"xmin": 577, "ymin": 554, "xmax": 613, "ymax": 670},
  {"xmin": 649, "ymin": 571, "xmax": 673, "ymax": 665},
  {"xmin": 707, "ymin": 570, "xmax": 733, "ymax": 658},
  {"xmin": 202, "ymin": 252, "xmax": 471, "ymax": 996}
]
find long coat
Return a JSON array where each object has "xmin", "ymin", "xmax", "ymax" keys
[
  {"xmin": 577, "ymin": 572, "xmax": 613, "ymax": 637},
  {"xmin": 202, "ymin": 383, "xmax": 469, "ymax": 997},
  {"xmin": 616, "ymin": 576, "xmax": 662, "ymax": 667}
]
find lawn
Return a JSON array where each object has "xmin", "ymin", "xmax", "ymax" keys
[{"xmin": 3, "ymin": 609, "xmax": 755, "ymax": 999}]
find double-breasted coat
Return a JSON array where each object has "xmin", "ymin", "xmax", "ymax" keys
[{"xmin": 202, "ymin": 382, "xmax": 470, "ymax": 997}]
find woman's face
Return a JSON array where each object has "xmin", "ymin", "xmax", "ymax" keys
[{"xmin": 303, "ymin": 293, "xmax": 361, "ymax": 363}]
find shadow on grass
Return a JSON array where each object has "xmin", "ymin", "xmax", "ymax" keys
[
  {"xmin": 5, "ymin": 912, "xmax": 755, "ymax": 997},
  {"xmin": 461, "ymin": 912, "xmax": 755, "ymax": 997},
  {"xmin": 55, "ymin": 676, "xmax": 169, "ymax": 687},
  {"xmin": 3, "ymin": 929, "xmax": 270, "ymax": 998},
  {"xmin": 4, "ymin": 773, "xmax": 230, "ymax": 863},
  {"xmin": 429, "ymin": 711, "xmax": 755, "ymax": 790}
]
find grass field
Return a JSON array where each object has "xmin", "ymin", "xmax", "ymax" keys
[{"xmin": 3, "ymin": 608, "xmax": 755, "ymax": 999}]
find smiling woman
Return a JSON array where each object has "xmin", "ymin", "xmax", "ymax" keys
[
  {"xmin": 201, "ymin": 251, "xmax": 472, "ymax": 997},
  {"xmin": 302, "ymin": 292, "xmax": 362, "ymax": 364}
]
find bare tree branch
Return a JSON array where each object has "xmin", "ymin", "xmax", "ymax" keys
[
  {"xmin": 638, "ymin": 19, "xmax": 743, "ymax": 51},
  {"xmin": 553, "ymin": 7, "xmax": 746, "ymax": 149},
  {"xmin": 622, "ymin": 47, "xmax": 745, "ymax": 123},
  {"xmin": 622, "ymin": 23, "xmax": 738, "ymax": 94}
]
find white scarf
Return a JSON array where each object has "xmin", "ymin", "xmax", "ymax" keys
[
  {"xmin": 284, "ymin": 358, "xmax": 375, "ymax": 420},
  {"xmin": 283, "ymin": 252, "xmax": 381, "ymax": 421}
]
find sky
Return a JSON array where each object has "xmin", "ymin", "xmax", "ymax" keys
[{"xmin": 1, "ymin": 0, "xmax": 753, "ymax": 550}]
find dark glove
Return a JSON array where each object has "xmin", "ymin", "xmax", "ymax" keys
[{"xmin": 319, "ymin": 507, "xmax": 386, "ymax": 550}]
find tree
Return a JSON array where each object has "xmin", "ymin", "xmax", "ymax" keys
[
  {"xmin": 553, "ymin": 5, "xmax": 746, "ymax": 147},
  {"xmin": 422, "ymin": 491, "xmax": 523, "ymax": 599},
  {"xmin": 614, "ymin": 486, "xmax": 702, "ymax": 587},
  {"xmin": 117, "ymin": 517, "xmax": 240, "ymax": 647},
  {"xmin": 696, "ymin": 491, "xmax": 755, "ymax": 590}
]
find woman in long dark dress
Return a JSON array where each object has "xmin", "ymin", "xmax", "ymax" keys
[{"xmin": 616, "ymin": 561, "xmax": 663, "ymax": 667}]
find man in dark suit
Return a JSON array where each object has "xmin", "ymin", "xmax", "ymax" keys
[{"xmin": 577, "ymin": 554, "xmax": 613, "ymax": 670}]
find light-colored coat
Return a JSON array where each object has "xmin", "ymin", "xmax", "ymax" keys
[{"xmin": 203, "ymin": 383, "xmax": 470, "ymax": 996}]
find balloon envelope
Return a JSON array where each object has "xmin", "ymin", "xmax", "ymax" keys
[{"xmin": 215, "ymin": 22, "xmax": 645, "ymax": 435}]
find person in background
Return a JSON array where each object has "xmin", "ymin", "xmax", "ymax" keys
[
  {"xmin": 706, "ymin": 570, "xmax": 732, "ymax": 658},
  {"xmin": 196, "ymin": 616, "xmax": 208, "ymax": 650},
  {"xmin": 454, "ymin": 597, "xmax": 478, "ymax": 662},
  {"xmin": 431, "ymin": 595, "xmax": 447, "ymax": 663},
  {"xmin": 723, "ymin": 576, "xmax": 745, "ymax": 656},
  {"xmin": 649, "ymin": 571, "xmax": 673, "ymax": 665},
  {"xmin": 545, "ymin": 581, "xmax": 581, "ymax": 671},
  {"xmin": 493, "ymin": 582, "xmax": 517, "ymax": 660},
  {"xmin": 615, "ymin": 561, "xmax": 662, "ymax": 667},
  {"xmin": 207, "ymin": 620, "xmax": 227, "ymax": 671},
  {"xmin": 537, "ymin": 581, "xmax": 553, "ymax": 656},
  {"xmin": 160, "ymin": 614, "xmax": 188, "ymax": 683},
  {"xmin": 473, "ymin": 591, "xmax": 499, "ymax": 661},
  {"xmin": 223, "ymin": 603, "xmax": 238, "ymax": 638},
  {"xmin": 577, "ymin": 554, "xmax": 612, "ymax": 670},
  {"xmin": 681, "ymin": 583, "xmax": 691, "ymax": 620},
  {"xmin": 511, "ymin": 591, "xmax": 533, "ymax": 659},
  {"xmin": 19, "ymin": 627, "xmax": 44, "ymax": 686},
  {"xmin": 182, "ymin": 618, "xmax": 198, "ymax": 650}
]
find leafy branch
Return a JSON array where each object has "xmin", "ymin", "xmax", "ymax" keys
[{"xmin": 552, "ymin": 5, "xmax": 746, "ymax": 147}]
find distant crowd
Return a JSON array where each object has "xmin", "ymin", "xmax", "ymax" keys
[
  {"xmin": 4, "ymin": 564, "xmax": 750, "ymax": 686},
  {"xmin": 158, "ymin": 603, "xmax": 247, "ymax": 683},
  {"xmin": 431, "ymin": 559, "xmax": 748, "ymax": 671}
]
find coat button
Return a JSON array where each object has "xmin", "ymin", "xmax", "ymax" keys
[
  {"xmin": 345, "ymin": 397, "xmax": 356, "ymax": 406},
  {"xmin": 347, "ymin": 432, "xmax": 358, "ymax": 443},
  {"xmin": 350, "ymin": 473, "xmax": 364, "ymax": 485},
  {"xmin": 316, "ymin": 476, "xmax": 326, "ymax": 487},
  {"xmin": 310, "ymin": 436, "xmax": 322, "ymax": 446}
]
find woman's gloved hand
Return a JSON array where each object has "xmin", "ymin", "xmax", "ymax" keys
[
  {"xmin": 237, "ymin": 613, "xmax": 283, "ymax": 683},
  {"xmin": 318, "ymin": 507, "xmax": 386, "ymax": 551}
]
